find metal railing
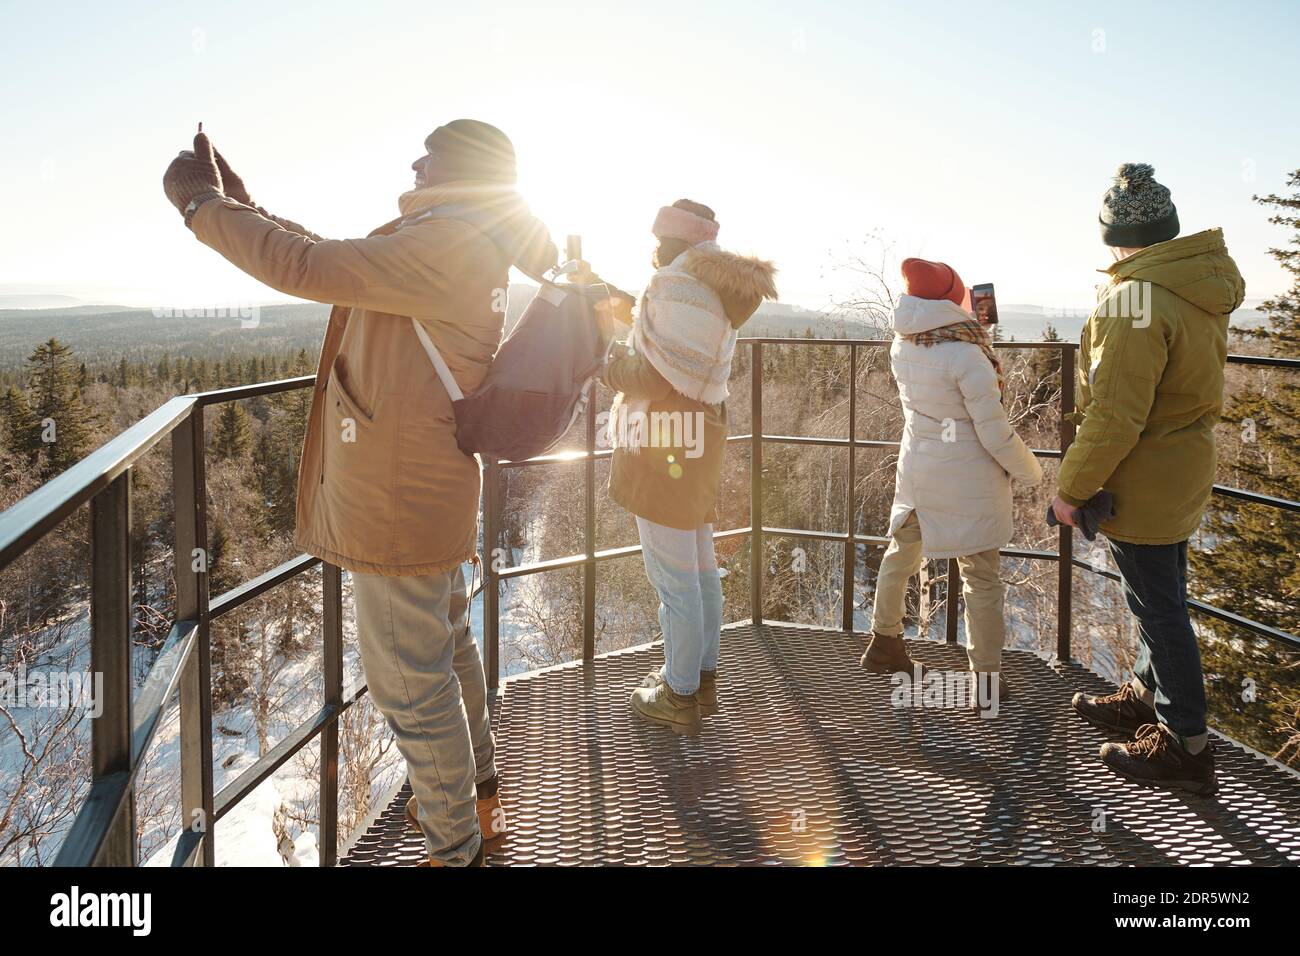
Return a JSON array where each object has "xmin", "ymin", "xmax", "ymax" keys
[
  {"xmin": 478, "ymin": 338, "xmax": 1300, "ymax": 689},
  {"xmin": 0, "ymin": 375, "xmax": 360, "ymax": 867},
  {"xmin": 0, "ymin": 339, "xmax": 1295, "ymax": 867}
]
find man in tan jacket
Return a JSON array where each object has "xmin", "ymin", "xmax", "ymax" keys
[{"xmin": 163, "ymin": 121, "xmax": 556, "ymax": 865}]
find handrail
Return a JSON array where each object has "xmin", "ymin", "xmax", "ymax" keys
[
  {"xmin": 0, "ymin": 395, "xmax": 195, "ymax": 567},
  {"xmin": 0, "ymin": 337, "xmax": 1296, "ymax": 868},
  {"xmin": 0, "ymin": 374, "xmax": 351, "ymax": 867}
]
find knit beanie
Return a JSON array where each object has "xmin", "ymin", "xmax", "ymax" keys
[
  {"xmin": 652, "ymin": 199, "xmax": 720, "ymax": 245},
  {"xmin": 424, "ymin": 119, "xmax": 517, "ymax": 185},
  {"xmin": 900, "ymin": 258, "xmax": 966, "ymax": 306},
  {"xmin": 1098, "ymin": 163, "xmax": 1179, "ymax": 248}
]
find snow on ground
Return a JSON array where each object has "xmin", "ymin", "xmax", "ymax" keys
[{"xmin": 7, "ymin": 541, "xmax": 1136, "ymax": 866}]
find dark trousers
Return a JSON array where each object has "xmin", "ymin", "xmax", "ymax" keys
[{"xmin": 1107, "ymin": 538, "xmax": 1208, "ymax": 737}]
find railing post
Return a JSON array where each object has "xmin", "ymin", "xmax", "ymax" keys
[
  {"xmin": 483, "ymin": 457, "xmax": 500, "ymax": 690},
  {"xmin": 583, "ymin": 380, "xmax": 596, "ymax": 663},
  {"xmin": 842, "ymin": 344, "xmax": 857, "ymax": 632},
  {"xmin": 90, "ymin": 469, "xmax": 135, "ymax": 865},
  {"xmin": 173, "ymin": 409, "xmax": 214, "ymax": 865},
  {"xmin": 945, "ymin": 559, "xmax": 961, "ymax": 643},
  {"xmin": 750, "ymin": 342, "xmax": 764, "ymax": 626},
  {"xmin": 1057, "ymin": 344, "xmax": 1076, "ymax": 662},
  {"xmin": 319, "ymin": 562, "xmax": 343, "ymax": 866}
]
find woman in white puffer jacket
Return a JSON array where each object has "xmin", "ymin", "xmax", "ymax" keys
[{"xmin": 862, "ymin": 258, "xmax": 1042, "ymax": 705}]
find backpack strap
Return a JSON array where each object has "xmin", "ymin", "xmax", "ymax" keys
[
  {"xmin": 400, "ymin": 203, "xmax": 555, "ymax": 404},
  {"xmin": 410, "ymin": 318, "xmax": 464, "ymax": 402}
]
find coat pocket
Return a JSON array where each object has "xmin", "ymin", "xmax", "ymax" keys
[
  {"xmin": 327, "ymin": 355, "xmax": 374, "ymax": 425},
  {"xmin": 321, "ymin": 358, "xmax": 391, "ymax": 546}
]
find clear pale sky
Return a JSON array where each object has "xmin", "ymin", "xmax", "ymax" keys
[{"xmin": 1, "ymin": 0, "xmax": 1296, "ymax": 312}]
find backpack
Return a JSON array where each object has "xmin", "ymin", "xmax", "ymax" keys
[{"xmin": 403, "ymin": 206, "xmax": 623, "ymax": 461}]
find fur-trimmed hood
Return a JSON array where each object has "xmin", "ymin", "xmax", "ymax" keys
[{"xmin": 679, "ymin": 242, "xmax": 778, "ymax": 328}]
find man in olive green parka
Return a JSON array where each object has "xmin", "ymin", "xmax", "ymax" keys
[{"xmin": 1059, "ymin": 164, "xmax": 1244, "ymax": 796}]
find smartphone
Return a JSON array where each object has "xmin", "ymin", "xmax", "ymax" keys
[{"xmin": 971, "ymin": 283, "xmax": 998, "ymax": 325}]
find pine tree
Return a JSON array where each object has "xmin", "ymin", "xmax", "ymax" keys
[
  {"xmin": 0, "ymin": 385, "xmax": 37, "ymax": 461},
  {"xmin": 211, "ymin": 401, "xmax": 253, "ymax": 461},
  {"xmin": 1191, "ymin": 169, "xmax": 1300, "ymax": 765},
  {"xmin": 25, "ymin": 338, "xmax": 96, "ymax": 478}
]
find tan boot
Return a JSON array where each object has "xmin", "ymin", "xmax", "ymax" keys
[
  {"xmin": 407, "ymin": 787, "xmax": 508, "ymax": 842},
  {"xmin": 630, "ymin": 681, "xmax": 702, "ymax": 735},
  {"xmin": 697, "ymin": 669, "xmax": 719, "ymax": 717},
  {"xmin": 641, "ymin": 669, "xmax": 718, "ymax": 717}
]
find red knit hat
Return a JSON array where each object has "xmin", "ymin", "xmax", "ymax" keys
[{"xmin": 900, "ymin": 258, "xmax": 967, "ymax": 306}]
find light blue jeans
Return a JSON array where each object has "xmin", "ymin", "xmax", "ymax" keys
[{"xmin": 636, "ymin": 517, "xmax": 723, "ymax": 695}]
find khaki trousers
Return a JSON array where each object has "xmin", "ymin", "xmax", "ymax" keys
[
  {"xmin": 351, "ymin": 564, "xmax": 496, "ymax": 865},
  {"xmin": 870, "ymin": 512, "xmax": 1006, "ymax": 672}
]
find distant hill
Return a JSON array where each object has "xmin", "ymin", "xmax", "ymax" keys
[
  {"xmin": 0, "ymin": 291, "xmax": 1275, "ymax": 370},
  {"xmin": 0, "ymin": 294, "xmax": 86, "ymax": 310},
  {"xmin": 0, "ymin": 294, "xmax": 145, "ymax": 312},
  {"xmin": 0, "ymin": 302, "xmax": 331, "ymax": 369}
]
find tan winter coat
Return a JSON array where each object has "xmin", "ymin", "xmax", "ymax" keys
[
  {"xmin": 603, "ymin": 245, "xmax": 776, "ymax": 529},
  {"xmin": 192, "ymin": 182, "xmax": 556, "ymax": 575}
]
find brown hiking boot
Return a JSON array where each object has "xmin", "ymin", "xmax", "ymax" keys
[
  {"xmin": 968, "ymin": 671, "xmax": 1011, "ymax": 713},
  {"xmin": 630, "ymin": 681, "xmax": 702, "ymax": 735},
  {"xmin": 1099, "ymin": 723, "xmax": 1218, "ymax": 795},
  {"xmin": 860, "ymin": 632, "xmax": 925, "ymax": 677},
  {"xmin": 1072, "ymin": 682, "xmax": 1157, "ymax": 736},
  {"xmin": 407, "ymin": 780, "xmax": 507, "ymax": 842},
  {"xmin": 641, "ymin": 668, "xmax": 719, "ymax": 716}
]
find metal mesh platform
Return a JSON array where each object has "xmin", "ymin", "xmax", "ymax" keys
[{"xmin": 339, "ymin": 623, "xmax": 1300, "ymax": 866}]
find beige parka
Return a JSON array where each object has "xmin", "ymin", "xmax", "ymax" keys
[{"xmin": 192, "ymin": 182, "xmax": 556, "ymax": 575}]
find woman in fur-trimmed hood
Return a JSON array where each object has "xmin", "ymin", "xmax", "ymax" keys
[{"xmin": 600, "ymin": 199, "xmax": 777, "ymax": 736}]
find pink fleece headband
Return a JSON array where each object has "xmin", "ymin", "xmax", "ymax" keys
[{"xmin": 652, "ymin": 205, "xmax": 719, "ymax": 245}]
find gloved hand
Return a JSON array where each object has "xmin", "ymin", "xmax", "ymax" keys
[
  {"xmin": 212, "ymin": 146, "xmax": 252, "ymax": 206},
  {"xmin": 162, "ymin": 130, "xmax": 223, "ymax": 220},
  {"xmin": 1046, "ymin": 490, "xmax": 1116, "ymax": 541}
]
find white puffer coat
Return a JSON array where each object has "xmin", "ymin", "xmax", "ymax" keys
[{"xmin": 887, "ymin": 295, "xmax": 1042, "ymax": 558}]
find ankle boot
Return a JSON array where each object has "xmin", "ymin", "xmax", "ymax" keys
[
  {"xmin": 630, "ymin": 680, "xmax": 702, "ymax": 735},
  {"xmin": 860, "ymin": 633, "xmax": 923, "ymax": 676},
  {"xmin": 697, "ymin": 669, "xmax": 719, "ymax": 717},
  {"xmin": 642, "ymin": 668, "xmax": 719, "ymax": 717}
]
